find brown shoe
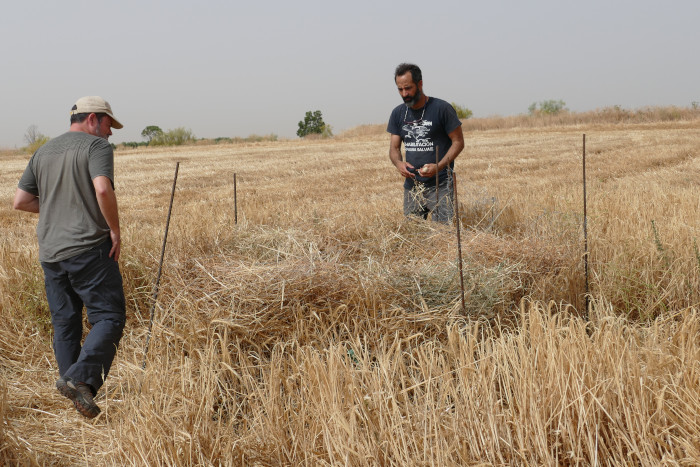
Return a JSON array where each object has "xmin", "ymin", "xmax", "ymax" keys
[{"xmin": 56, "ymin": 378, "xmax": 101, "ymax": 419}]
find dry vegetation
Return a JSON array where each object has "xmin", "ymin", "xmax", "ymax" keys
[{"xmin": 1, "ymin": 109, "xmax": 699, "ymax": 465}]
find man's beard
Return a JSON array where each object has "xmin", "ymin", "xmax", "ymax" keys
[{"xmin": 403, "ymin": 89, "xmax": 423, "ymax": 107}]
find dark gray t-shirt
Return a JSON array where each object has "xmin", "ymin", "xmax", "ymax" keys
[
  {"xmin": 18, "ymin": 131, "xmax": 115, "ymax": 262},
  {"xmin": 387, "ymin": 97, "xmax": 462, "ymax": 189}
]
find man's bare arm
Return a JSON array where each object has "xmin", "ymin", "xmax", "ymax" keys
[
  {"xmin": 13, "ymin": 188, "xmax": 39, "ymax": 213},
  {"xmin": 437, "ymin": 126, "xmax": 465, "ymax": 171},
  {"xmin": 93, "ymin": 175, "xmax": 121, "ymax": 261},
  {"xmin": 389, "ymin": 134, "xmax": 415, "ymax": 178},
  {"xmin": 418, "ymin": 126, "xmax": 465, "ymax": 177}
]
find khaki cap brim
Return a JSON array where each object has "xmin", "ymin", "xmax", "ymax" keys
[{"xmin": 70, "ymin": 96, "xmax": 123, "ymax": 129}]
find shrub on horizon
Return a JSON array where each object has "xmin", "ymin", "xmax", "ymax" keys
[
  {"xmin": 528, "ymin": 99, "xmax": 568, "ymax": 116},
  {"xmin": 451, "ymin": 102, "xmax": 473, "ymax": 119},
  {"xmin": 150, "ymin": 127, "xmax": 196, "ymax": 146},
  {"xmin": 23, "ymin": 124, "xmax": 50, "ymax": 154},
  {"xmin": 25, "ymin": 135, "xmax": 50, "ymax": 154},
  {"xmin": 121, "ymin": 141, "xmax": 149, "ymax": 149}
]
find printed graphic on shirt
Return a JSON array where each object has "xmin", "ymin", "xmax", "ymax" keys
[{"xmin": 402, "ymin": 119, "xmax": 434, "ymax": 152}]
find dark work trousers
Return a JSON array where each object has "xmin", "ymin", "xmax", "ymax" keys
[
  {"xmin": 41, "ymin": 239, "xmax": 125, "ymax": 394},
  {"xmin": 403, "ymin": 173, "xmax": 454, "ymax": 223}
]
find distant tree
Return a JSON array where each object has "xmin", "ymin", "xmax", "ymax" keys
[
  {"xmin": 451, "ymin": 103, "xmax": 473, "ymax": 119},
  {"xmin": 25, "ymin": 125, "xmax": 42, "ymax": 145},
  {"xmin": 24, "ymin": 124, "xmax": 50, "ymax": 153},
  {"xmin": 141, "ymin": 125, "xmax": 164, "ymax": 143},
  {"xmin": 529, "ymin": 100, "xmax": 567, "ymax": 115},
  {"xmin": 297, "ymin": 110, "xmax": 331, "ymax": 138}
]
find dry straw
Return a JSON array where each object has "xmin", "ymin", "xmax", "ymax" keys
[{"xmin": 1, "ymin": 110, "xmax": 699, "ymax": 464}]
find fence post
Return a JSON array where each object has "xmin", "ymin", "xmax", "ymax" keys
[
  {"xmin": 142, "ymin": 161, "xmax": 180, "ymax": 370},
  {"xmin": 453, "ymin": 171, "xmax": 467, "ymax": 315}
]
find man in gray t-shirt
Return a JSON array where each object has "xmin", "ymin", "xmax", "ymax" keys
[
  {"xmin": 14, "ymin": 96, "xmax": 126, "ymax": 419},
  {"xmin": 18, "ymin": 131, "xmax": 115, "ymax": 262}
]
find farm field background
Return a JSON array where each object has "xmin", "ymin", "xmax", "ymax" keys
[{"xmin": 1, "ymin": 114, "xmax": 699, "ymax": 465}]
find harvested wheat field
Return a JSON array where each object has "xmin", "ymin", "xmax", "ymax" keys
[{"xmin": 1, "ymin": 111, "xmax": 699, "ymax": 465}]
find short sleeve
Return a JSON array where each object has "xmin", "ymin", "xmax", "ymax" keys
[
  {"xmin": 18, "ymin": 155, "xmax": 39, "ymax": 196},
  {"xmin": 88, "ymin": 139, "xmax": 115, "ymax": 188},
  {"xmin": 442, "ymin": 103, "xmax": 462, "ymax": 135},
  {"xmin": 387, "ymin": 106, "xmax": 403, "ymax": 136}
]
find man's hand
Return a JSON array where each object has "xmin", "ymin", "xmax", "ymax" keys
[
  {"xmin": 396, "ymin": 161, "xmax": 417, "ymax": 178},
  {"xmin": 418, "ymin": 163, "xmax": 437, "ymax": 178},
  {"xmin": 108, "ymin": 230, "xmax": 121, "ymax": 261},
  {"xmin": 389, "ymin": 134, "xmax": 418, "ymax": 178},
  {"xmin": 93, "ymin": 175, "xmax": 121, "ymax": 262}
]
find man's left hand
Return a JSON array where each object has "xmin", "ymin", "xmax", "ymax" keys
[
  {"xmin": 419, "ymin": 163, "xmax": 438, "ymax": 178},
  {"xmin": 109, "ymin": 230, "xmax": 121, "ymax": 262}
]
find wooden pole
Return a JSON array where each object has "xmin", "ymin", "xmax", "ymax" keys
[
  {"xmin": 234, "ymin": 173, "xmax": 238, "ymax": 224},
  {"xmin": 142, "ymin": 161, "xmax": 180, "ymax": 370}
]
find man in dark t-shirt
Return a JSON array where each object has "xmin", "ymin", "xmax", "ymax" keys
[
  {"xmin": 14, "ymin": 96, "xmax": 126, "ymax": 419},
  {"xmin": 387, "ymin": 63, "xmax": 464, "ymax": 222}
]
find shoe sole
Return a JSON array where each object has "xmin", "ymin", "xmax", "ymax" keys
[{"xmin": 56, "ymin": 379, "xmax": 101, "ymax": 419}]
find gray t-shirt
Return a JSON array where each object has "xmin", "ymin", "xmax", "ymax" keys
[{"xmin": 18, "ymin": 131, "xmax": 115, "ymax": 262}]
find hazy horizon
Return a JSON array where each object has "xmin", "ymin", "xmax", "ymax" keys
[{"xmin": 2, "ymin": 0, "xmax": 698, "ymax": 148}]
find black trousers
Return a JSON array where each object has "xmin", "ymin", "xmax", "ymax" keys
[{"xmin": 41, "ymin": 240, "xmax": 125, "ymax": 393}]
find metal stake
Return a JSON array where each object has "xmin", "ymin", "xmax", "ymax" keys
[
  {"xmin": 142, "ymin": 161, "xmax": 180, "ymax": 370},
  {"xmin": 582, "ymin": 135, "xmax": 590, "ymax": 318},
  {"xmin": 234, "ymin": 172, "xmax": 238, "ymax": 224},
  {"xmin": 435, "ymin": 146, "xmax": 439, "ymax": 217},
  {"xmin": 452, "ymin": 171, "xmax": 467, "ymax": 315}
]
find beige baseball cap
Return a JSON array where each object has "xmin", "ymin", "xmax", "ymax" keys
[{"xmin": 70, "ymin": 96, "xmax": 123, "ymax": 129}]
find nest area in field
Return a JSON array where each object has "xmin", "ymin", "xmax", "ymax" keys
[{"xmin": 129, "ymin": 217, "xmax": 576, "ymax": 353}]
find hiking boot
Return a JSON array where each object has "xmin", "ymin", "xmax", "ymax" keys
[{"xmin": 56, "ymin": 378, "xmax": 101, "ymax": 419}]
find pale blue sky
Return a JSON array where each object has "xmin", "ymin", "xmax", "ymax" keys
[{"xmin": 1, "ymin": 0, "xmax": 698, "ymax": 148}]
